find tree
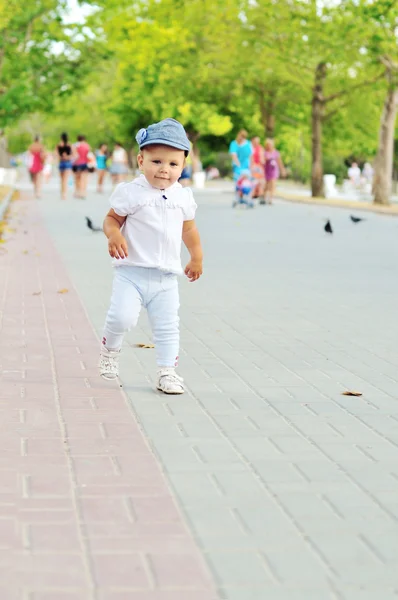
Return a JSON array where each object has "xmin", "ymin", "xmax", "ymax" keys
[
  {"xmin": 203, "ymin": 0, "xmax": 381, "ymax": 196},
  {"xmin": 83, "ymin": 0, "xmax": 236, "ymax": 165},
  {"xmin": 5, "ymin": 0, "xmax": 391, "ymax": 190},
  {"xmin": 288, "ymin": 1, "xmax": 386, "ymax": 197},
  {"xmin": 0, "ymin": 0, "xmax": 93, "ymax": 165},
  {"xmin": 359, "ymin": 0, "xmax": 398, "ymax": 205}
]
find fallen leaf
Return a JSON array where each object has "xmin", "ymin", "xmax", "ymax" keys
[
  {"xmin": 0, "ymin": 239, "xmax": 6, "ymax": 244},
  {"xmin": 22, "ymin": 250, "xmax": 28, "ymax": 254},
  {"xmin": 32, "ymin": 292, "xmax": 41, "ymax": 296},
  {"xmin": 341, "ymin": 391, "xmax": 363, "ymax": 397},
  {"xmin": 134, "ymin": 343, "xmax": 155, "ymax": 349},
  {"xmin": 57, "ymin": 288, "xmax": 69, "ymax": 294}
]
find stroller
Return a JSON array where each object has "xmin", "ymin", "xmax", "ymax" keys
[{"xmin": 233, "ymin": 170, "xmax": 255, "ymax": 208}]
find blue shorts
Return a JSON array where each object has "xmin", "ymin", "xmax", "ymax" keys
[
  {"xmin": 59, "ymin": 160, "xmax": 72, "ymax": 172},
  {"xmin": 72, "ymin": 164, "xmax": 88, "ymax": 173}
]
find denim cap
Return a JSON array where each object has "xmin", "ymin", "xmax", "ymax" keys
[{"xmin": 135, "ymin": 118, "xmax": 190, "ymax": 153}]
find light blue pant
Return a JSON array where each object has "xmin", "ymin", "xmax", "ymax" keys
[{"xmin": 103, "ymin": 266, "xmax": 180, "ymax": 368}]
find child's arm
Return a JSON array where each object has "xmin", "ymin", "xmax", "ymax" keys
[
  {"xmin": 182, "ymin": 220, "xmax": 203, "ymax": 282},
  {"xmin": 103, "ymin": 209, "xmax": 128, "ymax": 259}
]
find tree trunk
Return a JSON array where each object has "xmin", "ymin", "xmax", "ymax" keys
[
  {"xmin": 265, "ymin": 91, "xmax": 276, "ymax": 138},
  {"xmin": 0, "ymin": 131, "xmax": 9, "ymax": 168},
  {"xmin": 311, "ymin": 63, "xmax": 327, "ymax": 197},
  {"xmin": 259, "ymin": 89, "xmax": 276, "ymax": 138},
  {"xmin": 373, "ymin": 83, "xmax": 398, "ymax": 205}
]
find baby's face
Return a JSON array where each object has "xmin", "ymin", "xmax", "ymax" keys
[{"xmin": 138, "ymin": 145, "xmax": 185, "ymax": 189}]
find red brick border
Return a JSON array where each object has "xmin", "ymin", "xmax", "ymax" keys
[{"xmin": 0, "ymin": 196, "xmax": 218, "ymax": 599}]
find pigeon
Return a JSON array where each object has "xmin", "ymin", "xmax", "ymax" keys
[
  {"xmin": 324, "ymin": 220, "xmax": 333, "ymax": 234},
  {"xmin": 85, "ymin": 217, "xmax": 102, "ymax": 232},
  {"xmin": 350, "ymin": 215, "xmax": 365, "ymax": 223}
]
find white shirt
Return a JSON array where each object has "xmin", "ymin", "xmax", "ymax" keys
[
  {"xmin": 110, "ymin": 175, "xmax": 197, "ymax": 275},
  {"xmin": 112, "ymin": 148, "xmax": 127, "ymax": 163},
  {"xmin": 348, "ymin": 166, "xmax": 361, "ymax": 184}
]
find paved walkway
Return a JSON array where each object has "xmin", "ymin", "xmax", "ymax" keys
[{"xmin": 2, "ymin": 175, "xmax": 398, "ymax": 599}]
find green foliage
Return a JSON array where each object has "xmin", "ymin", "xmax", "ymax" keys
[
  {"xmin": 7, "ymin": 132, "xmax": 33, "ymax": 155},
  {"xmin": 0, "ymin": 0, "xmax": 96, "ymax": 128},
  {"xmin": 3, "ymin": 0, "xmax": 397, "ymax": 186},
  {"xmin": 201, "ymin": 152, "xmax": 232, "ymax": 177}
]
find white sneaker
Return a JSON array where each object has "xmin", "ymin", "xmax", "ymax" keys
[
  {"xmin": 156, "ymin": 368, "xmax": 184, "ymax": 395},
  {"xmin": 99, "ymin": 348, "xmax": 120, "ymax": 380}
]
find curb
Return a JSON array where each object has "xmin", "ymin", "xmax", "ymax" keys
[
  {"xmin": 276, "ymin": 191, "xmax": 398, "ymax": 217},
  {"xmin": 0, "ymin": 187, "xmax": 15, "ymax": 222}
]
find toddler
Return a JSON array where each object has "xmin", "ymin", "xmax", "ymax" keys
[
  {"xmin": 234, "ymin": 170, "xmax": 254, "ymax": 208},
  {"xmin": 99, "ymin": 118, "xmax": 203, "ymax": 394}
]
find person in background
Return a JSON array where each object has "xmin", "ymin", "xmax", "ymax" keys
[
  {"xmin": 27, "ymin": 136, "xmax": 46, "ymax": 199},
  {"xmin": 234, "ymin": 169, "xmax": 255, "ymax": 208},
  {"xmin": 179, "ymin": 141, "xmax": 193, "ymax": 187},
  {"xmin": 362, "ymin": 161, "xmax": 374, "ymax": 193},
  {"xmin": 96, "ymin": 143, "xmax": 108, "ymax": 193},
  {"xmin": 229, "ymin": 129, "xmax": 252, "ymax": 182},
  {"xmin": 43, "ymin": 153, "xmax": 54, "ymax": 183},
  {"xmin": 56, "ymin": 132, "xmax": 74, "ymax": 200},
  {"xmin": 73, "ymin": 135, "xmax": 91, "ymax": 199},
  {"xmin": 87, "ymin": 150, "xmax": 97, "ymax": 175},
  {"xmin": 250, "ymin": 135, "xmax": 265, "ymax": 199},
  {"xmin": 263, "ymin": 138, "xmax": 286, "ymax": 205},
  {"xmin": 348, "ymin": 162, "xmax": 361, "ymax": 188},
  {"xmin": 110, "ymin": 142, "xmax": 129, "ymax": 185},
  {"xmin": 362, "ymin": 162, "xmax": 374, "ymax": 185}
]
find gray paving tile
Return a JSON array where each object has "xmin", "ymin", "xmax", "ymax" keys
[{"xmin": 39, "ymin": 182, "xmax": 398, "ymax": 598}]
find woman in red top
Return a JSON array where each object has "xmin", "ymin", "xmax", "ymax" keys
[
  {"xmin": 250, "ymin": 136, "xmax": 265, "ymax": 200},
  {"xmin": 72, "ymin": 135, "xmax": 91, "ymax": 199},
  {"xmin": 28, "ymin": 136, "xmax": 46, "ymax": 199}
]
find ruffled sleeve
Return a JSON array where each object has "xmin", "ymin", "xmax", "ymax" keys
[
  {"xmin": 182, "ymin": 188, "xmax": 197, "ymax": 221},
  {"xmin": 109, "ymin": 183, "xmax": 130, "ymax": 216}
]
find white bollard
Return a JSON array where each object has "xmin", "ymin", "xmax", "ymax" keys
[
  {"xmin": 323, "ymin": 174, "xmax": 337, "ymax": 199},
  {"xmin": 193, "ymin": 171, "xmax": 206, "ymax": 189}
]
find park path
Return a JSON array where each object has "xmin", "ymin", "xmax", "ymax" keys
[{"xmin": 2, "ymin": 175, "xmax": 398, "ymax": 599}]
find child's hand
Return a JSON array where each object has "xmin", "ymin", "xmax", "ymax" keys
[
  {"xmin": 108, "ymin": 232, "xmax": 128, "ymax": 259},
  {"xmin": 184, "ymin": 260, "xmax": 202, "ymax": 282}
]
